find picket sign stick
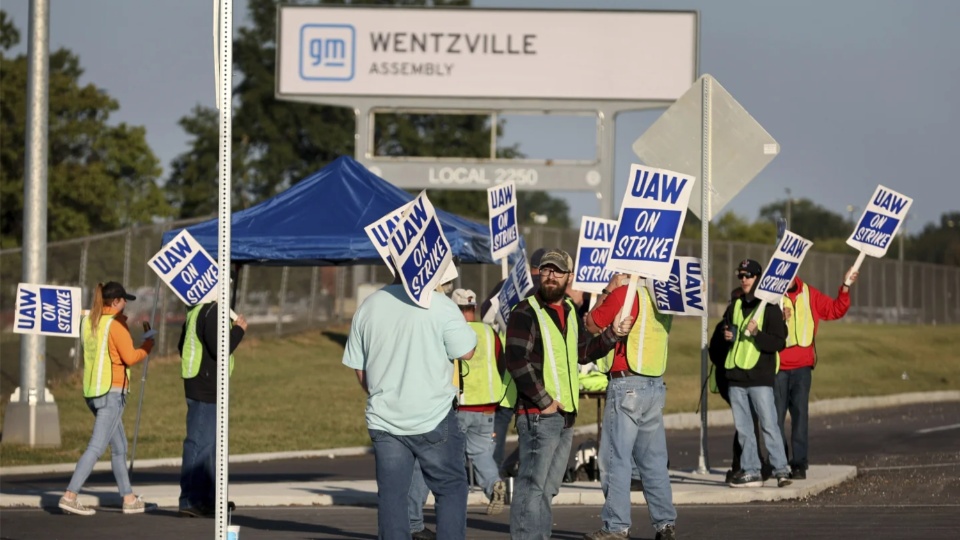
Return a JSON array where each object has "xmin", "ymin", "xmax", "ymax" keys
[
  {"xmin": 616, "ymin": 274, "xmax": 640, "ymax": 326},
  {"xmin": 501, "ymin": 257, "xmax": 509, "ymax": 280},
  {"xmin": 747, "ymin": 299, "xmax": 768, "ymax": 335},
  {"xmin": 846, "ymin": 252, "xmax": 866, "ymax": 286},
  {"xmin": 128, "ymin": 277, "xmax": 162, "ymax": 479}
]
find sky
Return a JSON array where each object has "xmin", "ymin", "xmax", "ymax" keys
[{"xmin": 5, "ymin": 0, "xmax": 959, "ymax": 234}]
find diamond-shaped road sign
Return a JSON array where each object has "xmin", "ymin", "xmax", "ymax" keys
[{"xmin": 633, "ymin": 74, "xmax": 779, "ymax": 221}]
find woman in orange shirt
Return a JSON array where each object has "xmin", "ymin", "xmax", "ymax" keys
[{"xmin": 59, "ymin": 282, "xmax": 155, "ymax": 516}]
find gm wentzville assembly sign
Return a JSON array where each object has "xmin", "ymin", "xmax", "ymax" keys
[{"xmin": 276, "ymin": 7, "xmax": 697, "ymax": 101}]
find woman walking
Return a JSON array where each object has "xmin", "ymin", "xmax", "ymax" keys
[{"xmin": 59, "ymin": 282, "xmax": 154, "ymax": 516}]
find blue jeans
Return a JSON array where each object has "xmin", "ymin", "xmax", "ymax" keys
[
  {"xmin": 179, "ymin": 398, "xmax": 217, "ymax": 509},
  {"xmin": 66, "ymin": 392, "xmax": 133, "ymax": 496},
  {"xmin": 728, "ymin": 386, "xmax": 790, "ymax": 477},
  {"xmin": 457, "ymin": 410, "xmax": 502, "ymax": 497},
  {"xmin": 493, "ymin": 406, "xmax": 514, "ymax": 469},
  {"xmin": 408, "ymin": 460, "xmax": 429, "ymax": 533},
  {"xmin": 510, "ymin": 412, "xmax": 572, "ymax": 540},
  {"xmin": 774, "ymin": 367, "xmax": 812, "ymax": 470},
  {"xmin": 599, "ymin": 377, "xmax": 676, "ymax": 533},
  {"xmin": 370, "ymin": 409, "xmax": 467, "ymax": 540}
]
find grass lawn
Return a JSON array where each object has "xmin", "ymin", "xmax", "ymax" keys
[{"xmin": 2, "ymin": 320, "xmax": 958, "ymax": 467}]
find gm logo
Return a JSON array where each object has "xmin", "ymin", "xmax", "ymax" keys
[{"xmin": 299, "ymin": 24, "xmax": 355, "ymax": 81}]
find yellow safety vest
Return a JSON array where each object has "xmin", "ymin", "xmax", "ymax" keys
[
  {"xmin": 783, "ymin": 283, "xmax": 814, "ymax": 348},
  {"xmin": 181, "ymin": 304, "xmax": 234, "ymax": 378},
  {"xmin": 623, "ymin": 288, "xmax": 672, "ymax": 377},
  {"xmin": 81, "ymin": 315, "xmax": 128, "ymax": 397},
  {"xmin": 527, "ymin": 297, "xmax": 580, "ymax": 412},
  {"xmin": 461, "ymin": 322, "xmax": 503, "ymax": 406},
  {"xmin": 724, "ymin": 299, "xmax": 779, "ymax": 372}
]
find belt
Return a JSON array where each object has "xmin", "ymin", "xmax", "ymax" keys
[{"xmin": 608, "ymin": 370, "xmax": 637, "ymax": 379}]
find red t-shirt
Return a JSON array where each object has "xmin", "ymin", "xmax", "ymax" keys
[
  {"xmin": 546, "ymin": 303, "xmax": 566, "ymax": 332},
  {"xmin": 588, "ymin": 286, "xmax": 639, "ymax": 372}
]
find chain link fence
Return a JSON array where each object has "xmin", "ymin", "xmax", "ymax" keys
[{"xmin": 2, "ymin": 220, "xmax": 957, "ymax": 399}]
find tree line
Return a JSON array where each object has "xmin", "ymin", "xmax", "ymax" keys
[{"xmin": 0, "ymin": 5, "xmax": 956, "ymax": 266}]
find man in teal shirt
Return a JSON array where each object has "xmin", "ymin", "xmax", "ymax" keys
[{"xmin": 343, "ymin": 277, "xmax": 477, "ymax": 540}]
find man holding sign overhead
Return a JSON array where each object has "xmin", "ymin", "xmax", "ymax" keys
[
  {"xmin": 719, "ymin": 259, "xmax": 791, "ymax": 489},
  {"xmin": 505, "ymin": 249, "xmax": 634, "ymax": 540},
  {"xmin": 344, "ymin": 192, "xmax": 477, "ymax": 540}
]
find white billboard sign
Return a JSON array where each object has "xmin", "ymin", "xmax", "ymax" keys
[
  {"xmin": 573, "ymin": 216, "xmax": 617, "ymax": 294},
  {"xmin": 14, "ymin": 283, "xmax": 83, "ymax": 338},
  {"xmin": 606, "ymin": 165, "xmax": 695, "ymax": 280},
  {"xmin": 277, "ymin": 7, "xmax": 697, "ymax": 101}
]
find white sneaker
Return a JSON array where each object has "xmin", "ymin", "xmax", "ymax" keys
[{"xmin": 59, "ymin": 496, "xmax": 96, "ymax": 516}]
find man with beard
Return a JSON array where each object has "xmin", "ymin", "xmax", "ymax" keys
[{"xmin": 505, "ymin": 249, "xmax": 635, "ymax": 540}]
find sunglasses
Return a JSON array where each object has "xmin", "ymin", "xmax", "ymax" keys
[{"xmin": 737, "ymin": 273, "xmax": 756, "ymax": 280}]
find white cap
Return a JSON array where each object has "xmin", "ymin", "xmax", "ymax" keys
[{"xmin": 451, "ymin": 288, "xmax": 477, "ymax": 307}]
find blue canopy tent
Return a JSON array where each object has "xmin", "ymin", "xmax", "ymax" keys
[{"xmin": 161, "ymin": 156, "xmax": 495, "ymax": 266}]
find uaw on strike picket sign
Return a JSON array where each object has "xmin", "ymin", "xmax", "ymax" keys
[
  {"xmin": 846, "ymin": 185, "xmax": 913, "ymax": 258},
  {"xmin": 365, "ymin": 201, "xmax": 458, "ymax": 284},
  {"xmin": 606, "ymin": 165, "xmax": 695, "ymax": 280},
  {"xmin": 488, "ymin": 180, "xmax": 519, "ymax": 261},
  {"xmin": 387, "ymin": 191, "xmax": 453, "ymax": 309},
  {"xmin": 496, "ymin": 250, "xmax": 534, "ymax": 330},
  {"xmin": 753, "ymin": 230, "xmax": 814, "ymax": 305},
  {"xmin": 645, "ymin": 256, "xmax": 705, "ymax": 317},
  {"xmin": 14, "ymin": 283, "xmax": 82, "ymax": 337},
  {"xmin": 149, "ymin": 230, "xmax": 220, "ymax": 305},
  {"xmin": 573, "ymin": 216, "xmax": 617, "ymax": 294}
]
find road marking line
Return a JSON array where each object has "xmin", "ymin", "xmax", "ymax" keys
[
  {"xmin": 915, "ymin": 423, "xmax": 960, "ymax": 434},
  {"xmin": 860, "ymin": 462, "xmax": 960, "ymax": 472}
]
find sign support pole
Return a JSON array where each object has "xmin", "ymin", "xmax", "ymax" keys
[
  {"xmin": 696, "ymin": 75, "xmax": 713, "ymax": 475},
  {"xmin": 215, "ymin": 0, "xmax": 234, "ymax": 538}
]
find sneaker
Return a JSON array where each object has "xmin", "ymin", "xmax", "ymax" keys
[
  {"xmin": 724, "ymin": 469, "xmax": 736, "ymax": 484},
  {"xmin": 59, "ymin": 496, "xmax": 96, "ymax": 516},
  {"xmin": 122, "ymin": 494, "xmax": 155, "ymax": 514},
  {"xmin": 583, "ymin": 528, "xmax": 629, "ymax": 539},
  {"xmin": 487, "ymin": 479, "xmax": 506, "ymax": 515},
  {"xmin": 727, "ymin": 470, "xmax": 763, "ymax": 488},
  {"xmin": 411, "ymin": 527, "xmax": 437, "ymax": 540},
  {"xmin": 776, "ymin": 474, "xmax": 793, "ymax": 488},
  {"xmin": 655, "ymin": 524, "xmax": 677, "ymax": 540},
  {"xmin": 790, "ymin": 467, "xmax": 807, "ymax": 480},
  {"xmin": 179, "ymin": 500, "xmax": 236, "ymax": 517}
]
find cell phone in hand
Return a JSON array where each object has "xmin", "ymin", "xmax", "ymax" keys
[{"xmin": 142, "ymin": 321, "xmax": 151, "ymax": 332}]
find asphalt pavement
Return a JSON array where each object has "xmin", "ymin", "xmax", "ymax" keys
[{"xmin": 1, "ymin": 396, "xmax": 958, "ymax": 539}]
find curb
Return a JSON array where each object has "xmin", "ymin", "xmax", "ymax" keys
[{"xmin": 2, "ymin": 390, "xmax": 956, "ymax": 477}]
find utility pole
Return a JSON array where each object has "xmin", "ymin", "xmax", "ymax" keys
[{"xmin": 5, "ymin": 0, "xmax": 61, "ymax": 447}]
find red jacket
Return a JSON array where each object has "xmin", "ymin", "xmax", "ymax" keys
[{"xmin": 779, "ymin": 277, "xmax": 850, "ymax": 371}]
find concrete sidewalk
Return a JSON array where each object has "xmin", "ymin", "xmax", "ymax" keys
[{"xmin": 0, "ymin": 465, "xmax": 856, "ymax": 509}]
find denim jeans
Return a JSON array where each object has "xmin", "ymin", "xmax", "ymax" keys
[
  {"xmin": 492, "ymin": 406, "xmax": 515, "ymax": 469},
  {"xmin": 599, "ymin": 376, "xmax": 676, "ymax": 533},
  {"xmin": 457, "ymin": 410, "xmax": 501, "ymax": 497},
  {"xmin": 774, "ymin": 367, "xmax": 812, "ymax": 470},
  {"xmin": 407, "ymin": 460, "xmax": 429, "ymax": 533},
  {"xmin": 179, "ymin": 398, "xmax": 217, "ymax": 509},
  {"xmin": 66, "ymin": 391, "xmax": 133, "ymax": 496},
  {"xmin": 370, "ymin": 409, "xmax": 467, "ymax": 540},
  {"xmin": 728, "ymin": 386, "xmax": 790, "ymax": 476},
  {"xmin": 510, "ymin": 412, "xmax": 572, "ymax": 540}
]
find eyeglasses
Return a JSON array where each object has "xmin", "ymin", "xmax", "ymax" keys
[
  {"xmin": 539, "ymin": 268, "xmax": 569, "ymax": 278},
  {"xmin": 737, "ymin": 273, "xmax": 756, "ymax": 280}
]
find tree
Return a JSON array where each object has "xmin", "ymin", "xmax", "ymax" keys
[
  {"xmin": 758, "ymin": 198, "xmax": 849, "ymax": 244},
  {"xmin": 166, "ymin": 0, "xmax": 571, "ymax": 227},
  {"xmin": 906, "ymin": 212, "xmax": 960, "ymax": 266},
  {"xmin": 0, "ymin": 11, "xmax": 171, "ymax": 247}
]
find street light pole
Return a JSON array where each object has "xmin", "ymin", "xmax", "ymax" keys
[{"xmin": 785, "ymin": 188, "xmax": 792, "ymax": 229}]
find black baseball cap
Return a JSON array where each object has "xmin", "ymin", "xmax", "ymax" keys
[
  {"xmin": 101, "ymin": 281, "xmax": 136, "ymax": 301},
  {"xmin": 736, "ymin": 259, "xmax": 762, "ymax": 276}
]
